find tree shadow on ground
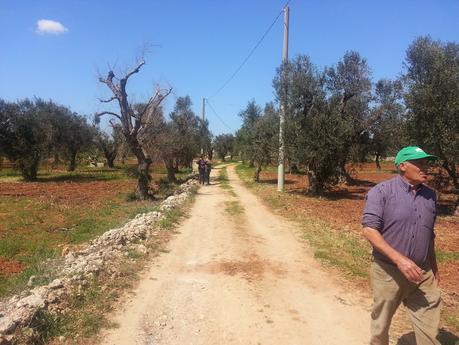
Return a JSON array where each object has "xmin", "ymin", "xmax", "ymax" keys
[
  {"xmin": 349, "ymin": 178, "xmax": 377, "ymax": 188},
  {"xmin": 287, "ymin": 178, "xmax": 375, "ymax": 201},
  {"xmin": 321, "ymin": 189, "xmax": 369, "ymax": 201},
  {"xmin": 396, "ymin": 329, "xmax": 459, "ymax": 345},
  {"xmin": 257, "ymin": 179, "xmax": 295, "ymax": 185},
  {"xmin": 437, "ymin": 203, "xmax": 458, "ymax": 216}
]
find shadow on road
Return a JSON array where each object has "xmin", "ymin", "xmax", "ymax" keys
[{"xmin": 396, "ymin": 329, "xmax": 459, "ymax": 345}]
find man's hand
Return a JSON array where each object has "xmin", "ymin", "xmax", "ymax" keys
[
  {"xmin": 428, "ymin": 238, "xmax": 440, "ymax": 284},
  {"xmin": 395, "ymin": 256, "xmax": 423, "ymax": 283},
  {"xmin": 434, "ymin": 271, "xmax": 441, "ymax": 284},
  {"xmin": 432, "ymin": 268, "xmax": 440, "ymax": 284}
]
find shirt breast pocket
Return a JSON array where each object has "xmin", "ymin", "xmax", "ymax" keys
[
  {"xmin": 420, "ymin": 204, "xmax": 436, "ymax": 230},
  {"xmin": 386, "ymin": 196, "xmax": 410, "ymax": 223}
]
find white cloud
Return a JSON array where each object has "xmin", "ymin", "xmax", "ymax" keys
[{"xmin": 36, "ymin": 19, "xmax": 68, "ymax": 35}]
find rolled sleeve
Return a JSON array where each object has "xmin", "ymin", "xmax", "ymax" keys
[{"xmin": 362, "ymin": 186, "xmax": 385, "ymax": 231}]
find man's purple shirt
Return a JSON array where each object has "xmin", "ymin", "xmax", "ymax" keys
[{"xmin": 362, "ymin": 175, "xmax": 437, "ymax": 266}]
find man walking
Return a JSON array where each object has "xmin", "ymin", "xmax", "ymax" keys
[
  {"xmin": 204, "ymin": 159, "xmax": 212, "ymax": 185},
  {"xmin": 197, "ymin": 155, "xmax": 206, "ymax": 185},
  {"xmin": 362, "ymin": 146, "xmax": 442, "ymax": 345}
]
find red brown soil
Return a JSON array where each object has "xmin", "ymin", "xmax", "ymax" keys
[
  {"xmin": 0, "ymin": 171, "xmax": 173, "ymax": 277},
  {"xmin": 0, "ymin": 257, "xmax": 23, "ymax": 275},
  {"xmin": 0, "ymin": 180, "xmax": 136, "ymax": 207}
]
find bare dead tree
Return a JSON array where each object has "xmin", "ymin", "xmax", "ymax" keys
[{"xmin": 96, "ymin": 60, "xmax": 171, "ymax": 199}]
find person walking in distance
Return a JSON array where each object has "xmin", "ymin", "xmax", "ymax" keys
[
  {"xmin": 204, "ymin": 158, "xmax": 212, "ymax": 185},
  {"xmin": 362, "ymin": 146, "xmax": 442, "ymax": 345},
  {"xmin": 197, "ymin": 155, "xmax": 206, "ymax": 185}
]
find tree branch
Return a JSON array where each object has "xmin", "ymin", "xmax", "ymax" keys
[
  {"xmin": 99, "ymin": 96, "xmax": 118, "ymax": 103},
  {"xmin": 124, "ymin": 60, "xmax": 145, "ymax": 81},
  {"xmin": 130, "ymin": 88, "xmax": 172, "ymax": 137},
  {"xmin": 139, "ymin": 89, "xmax": 161, "ymax": 118},
  {"xmin": 99, "ymin": 71, "xmax": 120, "ymax": 97},
  {"xmin": 95, "ymin": 111, "xmax": 122, "ymax": 121}
]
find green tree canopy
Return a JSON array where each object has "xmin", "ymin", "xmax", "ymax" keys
[
  {"xmin": 370, "ymin": 79, "xmax": 407, "ymax": 169},
  {"xmin": 0, "ymin": 98, "xmax": 69, "ymax": 180},
  {"xmin": 214, "ymin": 133, "xmax": 235, "ymax": 161},
  {"xmin": 403, "ymin": 36, "xmax": 459, "ymax": 188}
]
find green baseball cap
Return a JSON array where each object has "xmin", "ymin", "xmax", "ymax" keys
[{"xmin": 395, "ymin": 146, "xmax": 438, "ymax": 166}]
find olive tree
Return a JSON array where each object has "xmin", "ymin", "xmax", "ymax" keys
[
  {"xmin": 0, "ymin": 99, "xmax": 52, "ymax": 180},
  {"xmin": 142, "ymin": 96, "xmax": 209, "ymax": 183},
  {"xmin": 213, "ymin": 134, "xmax": 234, "ymax": 161},
  {"xmin": 58, "ymin": 114, "xmax": 95, "ymax": 171},
  {"xmin": 370, "ymin": 79, "xmax": 407, "ymax": 169},
  {"xmin": 95, "ymin": 124, "xmax": 124, "ymax": 168},
  {"xmin": 96, "ymin": 59, "xmax": 171, "ymax": 199},
  {"xmin": 251, "ymin": 103, "xmax": 279, "ymax": 182},
  {"xmin": 325, "ymin": 51, "xmax": 372, "ymax": 181},
  {"xmin": 235, "ymin": 100, "xmax": 262, "ymax": 166},
  {"xmin": 403, "ymin": 36, "xmax": 459, "ymax": 188}
]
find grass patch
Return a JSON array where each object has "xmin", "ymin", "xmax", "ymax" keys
[
  {"xmin": 300, "ymin": 218, "xmax": 369, "ymax": 277},
  {"xmin": 0, "ymin": 168, "xmax": 21, "ymax": 178},
  {"xmin": 126, "ymin": 249, "xmax": 146, "ymax": 260},
  {"xmin": 235, "ymin": 163, "xmax": 254, "ymax": 181},
  {"xmin": 0, "ymin": 169, "xmax": 195, "ymax": 298},
  {"xmin": 66, "ymin": 201, "xmax": 158, "ymax": 245},
  {"xmin": 224, "ymin": 200, "xmax": 245, "ymax": 216},
  {"xmin": 217, "ymin": 166, "xmax": 237, "ymax": 197},
  {"xmin": 156, "ymin": 188, "xmax": 197, "ymax": 230},
  {"xmin": 38, "ymin": 169, "xmax": 127, "ymax": 183},
  {"xmin": 235, "ymin": 163, "xmax": 369, "ymax": 278},
  {"xmin": 0, "ymin": 193, "xmax": 158, "ymax": 297},
  {"xmin": 217, "ymin": 167, "xmax": 231, "ymax": 189},
  {"xmin": 27, "ymin": 279, "xmax": 116, "ymax": 343},
  {"xmin": 0, "ymin": 195, "xmax": 157, "ymax": 297},
  {"xmin": 442, "ymin": 312, "xmax": 459, "ymax": 335},
  {"xmin": 157, "ymin": 208, "xmax": 185, "ymax": 230},
  {"xmin": 436, "ymin": 251, "xmax": 459, "ymax": 263}
]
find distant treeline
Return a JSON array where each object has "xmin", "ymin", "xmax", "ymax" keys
[{"xmin": 0, "ymin": 96, "xmax": 212, "ymax": 184}]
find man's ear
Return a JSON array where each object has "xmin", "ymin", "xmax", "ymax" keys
[{"xmin": 399, "ymin": 162, "xmax": 407, "ymax": 173}]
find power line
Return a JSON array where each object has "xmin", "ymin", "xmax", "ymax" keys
[
  {"xmin": 209, "ymin": 0, "xmax": 291, "ymax": 100},
  {"xmin": 205, "ymin": 99, "xmax": 234, "ymax": 133}
]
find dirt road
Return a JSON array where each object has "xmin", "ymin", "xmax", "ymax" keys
[{"xmin": 100, "ymin": 164, "xmax": 371, "ymax": 345}]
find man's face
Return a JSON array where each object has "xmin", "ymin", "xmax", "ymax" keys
[{"xmin": 399, "ymin": 158, "xmax": 431, "ymax": 185}]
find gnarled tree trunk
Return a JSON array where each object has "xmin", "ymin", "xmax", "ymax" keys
[
  {"xmin": 254, "ymin": 162, "xmax": 262, "ymax": 182},
  {"xmin": 128, "ymin": 135, "xmax": 152, "ymax": 200},
  {"xmin": 97, "ymin": 59, "xmax": 171, "ymax": 200},
  {"xmin": 164, "ymin": 157, "xmax": 177, "ymax": 184},
  {"xmin": 19, "ymin": 156, "xmax": 40, "ymax": 181},
  {"xmin": 68, "ymin": 150, "xmax": 78, "ymax": 171},
  {"xmin": 442, "ymin": 160, "xmax": 458, "ymax": 190}
]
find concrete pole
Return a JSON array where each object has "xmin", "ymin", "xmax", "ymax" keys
[
  {"xmin": 201, "ymin": 98, "xmax": 206, "ymax": 155},
  {"xmin": 202, "ymin": 97, "xmax": 206, "ymax": 122},
  {"xmin": 278, "ymin": 5, "xmax": 289, "ymax": 192}
]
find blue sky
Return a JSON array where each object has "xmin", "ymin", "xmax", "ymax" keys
[{"xmin": 1, "ymin": 0, "xmax": 458, "ymax": 135}]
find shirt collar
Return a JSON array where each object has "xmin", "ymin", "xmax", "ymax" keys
[{"xmin": 397, "ymin": 175, "xmax": 423, "ymax": 193}]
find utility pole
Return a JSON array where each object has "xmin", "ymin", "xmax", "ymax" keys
[
  {"xmin": 202, "ymin": 97, "xmax": 206, "ymax": 122},
  {"xmin": 201, "ymin": 98, "xmax": 206, "ymax": 155},
  {"xmin": 278, "ymin": 5, "xmax": 289, "ymax": 192}
]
